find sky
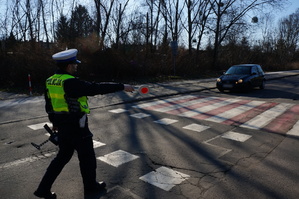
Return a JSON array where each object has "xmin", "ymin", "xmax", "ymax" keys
[
  {"xmin": 0, "ymin": 0, "xmax": 299, "ymax": 41},
  {"xmin": 278, "ymin": 0, "xmax": 299, "ymax": 20}
]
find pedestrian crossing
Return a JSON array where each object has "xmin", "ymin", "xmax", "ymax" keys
[
  {"xmin": 133, "ymin": 95, "xmax": 299, "ymax": 135},
  {"xmin": 24, "ymin": 94, "xmax": 299, "ymax": 192}
]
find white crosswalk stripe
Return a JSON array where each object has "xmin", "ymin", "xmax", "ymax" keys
[
  {"xmin": 97, "ymin": 150, "xmax": 139, "ymax": 167},
  {"xmin": 154, "ymin": 118, "xmax": 178, "ymax": 125},
  {"xmin": 287, "ymin": 120, "xmax": 299, "ymax": 136},
  {"xmin": 204, "ymin": 100, "xmax": 265, "ymax": 123},
  {"xmin": 221, "ymin": 131, "xmax": 252, "ymax": 142},
  {"xmin": 28, "ymin": 122, "xmax": 52, "ymax": 130},
  {"xmin": 132, "ymin": 95, "xmax": 196, "ymax": 109},
  {"xmin": 139, "ymin": 166, "xmax": 190, "ymax": 191},
  {"xmin": 240, "ymin": 103, "xmax": 294, "ymax": 130},
  {"xmin": 133, "ymin": 95, "xmax": 299, "ymax": 135},
  {"xmin": 183, "ymin": 123, "xmax": 210, "ymax": 132},
  {"xmin": 179, "ymin": 98, "xmax": 240, "ymax": 117},
  {"xmin": 153, "ymin": 96, "xmax": 214, "ymax": 112}
]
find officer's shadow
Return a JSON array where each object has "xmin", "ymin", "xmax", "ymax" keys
[{"xmin": 84, "ymin": 189, "xmax": 107, "ymax": 199}]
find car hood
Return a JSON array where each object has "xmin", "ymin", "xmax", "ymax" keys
[{"xmin": 220, "ymin": 74, "xmax": 250, "ymax": 81}]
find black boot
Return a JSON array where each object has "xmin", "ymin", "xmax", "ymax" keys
[
  {"xmin": 84, "ymin": 181, "xmax": 106, "ymax": 194},
  {"xmin": 34, "ymin": 190, "xmax": 57, "ymax": 199}
]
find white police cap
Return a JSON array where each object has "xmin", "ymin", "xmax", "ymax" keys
[{"xmin": 52, "ymin": 49, "xmax": 81, "ymax": 64}]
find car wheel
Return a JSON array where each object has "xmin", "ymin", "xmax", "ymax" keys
[{"xmin": 260, "ymin": 80, "xmax": 265, "ymax": 89}]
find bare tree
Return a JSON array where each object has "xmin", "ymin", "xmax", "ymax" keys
[
  {"xmin": 25, "ymin": 0, "xmax": 35, "ymax": 42},
  {"xmin": 256, "ymin": 13, "xmax": 276, "ymax": 54},
  {"xmin": 278, "ymin": 9, "xmax": 299, "ymax": 54},
  {"xmin": 94, "ymin": 0, "xmax": 115, "ymax": 48},
  {"xmin": 50, "ymin": 0, "xmax": 65, "ymax": 42},
  {"xmin": 183, "ymin": 0, "xmax": 212, "ymax": 54},
  {"xmin": 208, "ymin": 0, "xmax": 287, "ymax": 69},
  {"xmin": 7, "ymin": 0, "xmax": 38, "ymax": 42},
  {"xmin": 153, "ymin": 1, "xmax": 162, "ymax": 49},
  {"xmin": 113, "ymin": 0, "xmax": 130, "ymax": 49},
  {"xmin": 272, "ymin": 8, "xmax": 299, "ymax": 65},
  {"xmin": 39, "ymin": 0, "xmax": 50, "ymax": 46},
  {"xmin": 0, "ymin": 0, "xmax": 11, "ymax": 40},
  {"xmin": 160, "ymin": 0, "xmax": 184, "ymax": 43},
  {"xmin": 11, "ymin": 0, "xmax": 26, "ymax": 40},
  {"xmin": 144, "ymin": 0, "xmax": 154, "ymax": 51},
  {"xmin": 141, "ymin": 0, "xmax": 163, "ymax": 52},
  {"xmin": 94, "ymin": 0, "xmax": 102, "ymax": 36}
]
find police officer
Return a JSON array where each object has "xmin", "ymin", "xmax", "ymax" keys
[{"xmin": 34, "ymin": 49, "xmax": 134, "ymax": 199}]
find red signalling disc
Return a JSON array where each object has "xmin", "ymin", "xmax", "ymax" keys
[
  {"xmin": 138, "ymin": 85, "xmax": 149, "ymax": 95},
  {"xmin": 140, "ymin": 87, "xmax": 149, "ymax": 94}
]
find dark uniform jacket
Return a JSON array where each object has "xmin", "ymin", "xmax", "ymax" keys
[{"xmin": 45, "ymin": 70, "xmax": 124, "ymax": 126}]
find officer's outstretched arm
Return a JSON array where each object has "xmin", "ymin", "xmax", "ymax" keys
[{"xmin": 124, "ymin": 84, "xmax": 134, "ymax": 92}]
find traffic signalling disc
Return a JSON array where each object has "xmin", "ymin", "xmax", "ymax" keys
[{"xmin": 138, "ymin": 85, "xmax": 150, "ymax": 95}]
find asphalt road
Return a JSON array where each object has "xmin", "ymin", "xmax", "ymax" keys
[{"xmin": 0, "ymin": 71, "xmax": 299, "ymax": 199}]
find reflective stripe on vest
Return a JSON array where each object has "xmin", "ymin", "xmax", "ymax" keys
[{"xmin": 46, "ymin": 74, "xmax": 90, "ymax": 114}]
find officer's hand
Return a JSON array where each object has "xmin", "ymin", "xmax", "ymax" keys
[
  {"xmin": 124, "ymin": 84, "xmax": 134, "ymax": 92},
  {"xmin": 52, "ymin": 126, "xmax": 58, "ymax": 132}
]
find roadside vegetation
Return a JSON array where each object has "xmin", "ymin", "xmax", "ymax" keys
[{"xmin": 1, "ymin": 0, "xmax": 299, "ymax": 94}]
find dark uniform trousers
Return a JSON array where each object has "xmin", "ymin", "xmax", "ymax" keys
[{"xmin": 36, "ymin": 117, "xmax": 97, "ymax": 192}]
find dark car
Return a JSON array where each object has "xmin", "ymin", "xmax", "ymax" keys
[{"xmin": 216, "ymin": 64, "xmax": 265, "ymax": 92}]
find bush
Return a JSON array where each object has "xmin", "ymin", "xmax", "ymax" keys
[{"xmin": 0, "ymin": 39, "xmax": 298, "ymax": 94}]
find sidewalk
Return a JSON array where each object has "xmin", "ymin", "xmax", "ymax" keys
[
  {"xmin": 0, "ymin": 78, "xmax": 217, "ymax": 111},
  {"xmin": 0, "ymin": 91, "xmax": 28, "ymax": 100}
]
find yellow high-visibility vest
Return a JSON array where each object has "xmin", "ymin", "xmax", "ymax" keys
[{"xmin": 46, "ymin": 74, "xmax": 90, "ymax": 114}]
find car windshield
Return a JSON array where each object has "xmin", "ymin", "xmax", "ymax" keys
[{"xmin": 225, "ymin": 66, "xmax": 251, "ymax": 75}]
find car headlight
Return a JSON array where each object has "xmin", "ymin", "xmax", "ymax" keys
[
  {"xmin": 217, "ymin": 78, "xmax": 221, "ymax": 82},
  {"xmin": 236, "ymin": 79, "xmax": 243, "ymax": 84}
]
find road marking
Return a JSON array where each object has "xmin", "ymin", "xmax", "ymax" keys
[
  {"xmin": 144, "ymin": 96, "xmax": 204, "ymax": 112},
  {"xmin": 139, "ymin": 166, "xmax": 190, "ymax": 191},
  {"xmin": 221, "ymin": 131, "xmax": 252, "ymax": 142},
  {"xmin": 222, "ymin": 102, "xmax": 278, "ymax": 126},
  {"xmin": 153, "ymin": 96, "xmax": 213, "ymax": 112},
  {"xmin": 132, "ymin": 95, "xmax": 196, "ymax": 109},
  {"xmin": 203, "ymin": 135, "xmax": 232, "ymax": 157},
  {"xmin": 179, "ymin": 98, "xmax": 240, "ymax": 118},
  {"xmin": 109, "ymin": 108, "xmax": 127, "ymax": 113},
  {"xmin": 44, "ymin": 136, "xmax": 105, "ymax": 149},
  {"xmin": 93, "ymin": 140, "xmax": 106, "ymax": 148},
  {"xmin": 133, "ymin": 95, "xmax": 299, "ymax": 135},
  {"xmin": 204, "ymin": 100, "xmax": 264, "ymax": 123},
  {"xmin": 97, "ymin": 150, "xmax": 139, "ymax": 167},
  {"xmin": 263, "ymin": 104, "xmax": 299, "ymax": 134},
  {"xmin": 130, "ymin": 113, "xmax": 151, "ymax": 119},
  {"xmin": 240, "ymin": 103, "xmax": 294, "ymax": 130},
  {"xmin": 1, "ymin": 139, "xmax": 104, "ymax": 170},
  {"xmin": 28, "ymin": 122, "xmax": 52, "ymax": 130},
  {"xmin": 154, "ymin": 118, "xmax": 178, "ymax": 125},
  {"xmin": 183, "ymin": 123, "xmax": 210, "ymax": 132},
  {"xmin": 0, "ymin": 152, "xmax": 56, "ymax": 169},
  {"xmin": 287, "ymin": 119, "xmax": 299, "ymax": 136}
]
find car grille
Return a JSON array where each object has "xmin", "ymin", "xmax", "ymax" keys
[{"xmin": 223, "ymin": 80, "xmax": 234, "ymax": 84}]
